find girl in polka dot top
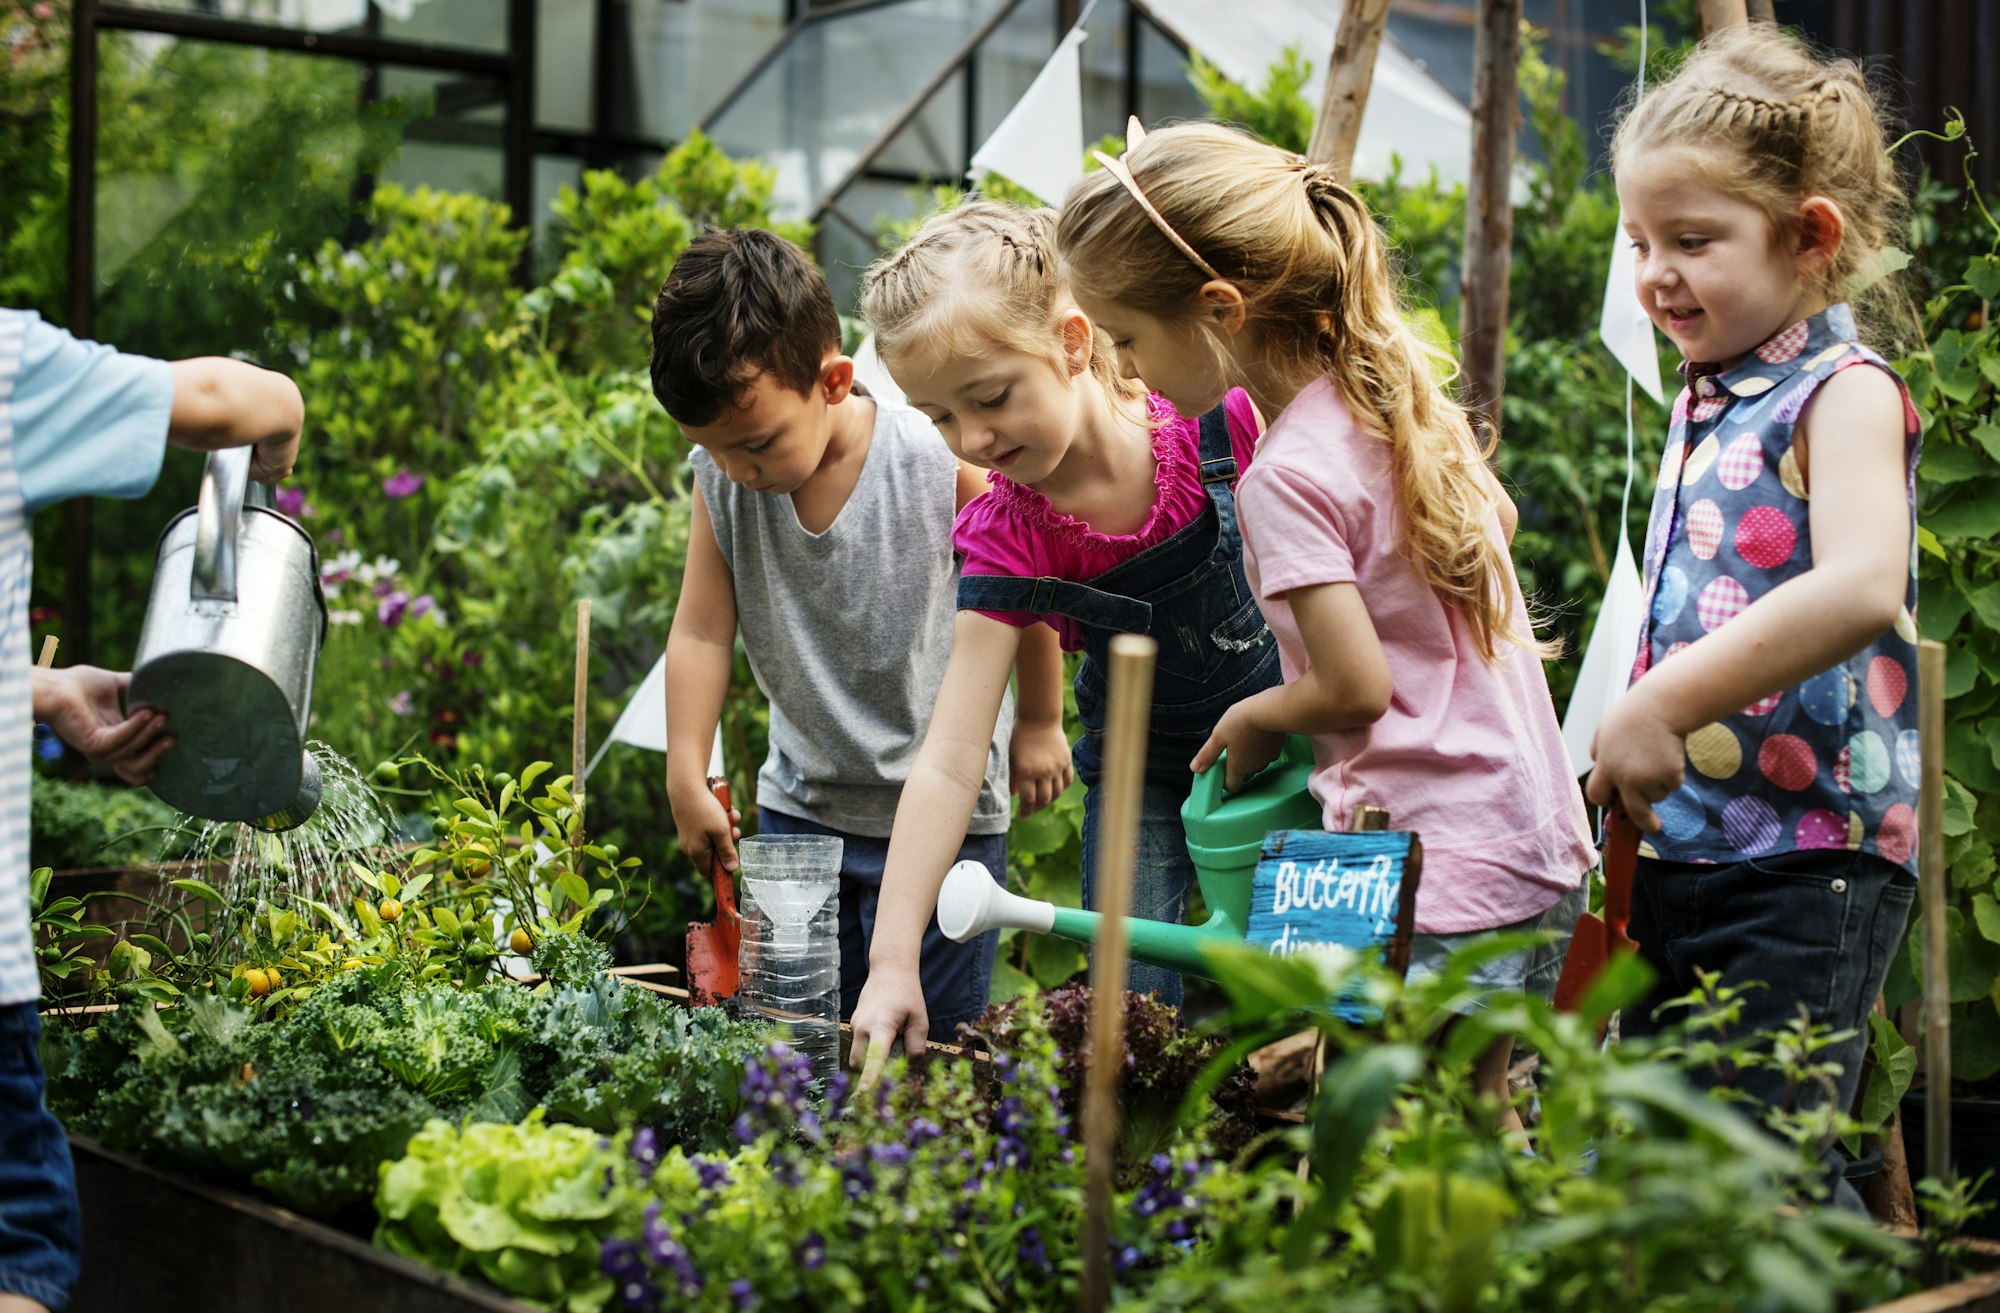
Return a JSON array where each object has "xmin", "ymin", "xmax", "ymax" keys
[{"xmin": 1590, "ymin": 25, "xmax": 1920, "ymax": 1147}]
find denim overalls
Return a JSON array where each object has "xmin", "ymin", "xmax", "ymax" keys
[{"xmin": 957, "ymin": 403, "xmax": 1281, "ymax": 1003}]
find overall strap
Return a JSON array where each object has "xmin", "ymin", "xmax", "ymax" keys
[
  {"xmin": 956, "ymin": 571, "xmax": 1153, "ymax": 633},
  {"xmin": 1195, "ymin": 400, "xmax": 1237, "ymax": 486}
]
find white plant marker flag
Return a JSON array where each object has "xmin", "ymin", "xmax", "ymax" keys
[
  {"xmin": 967, "ymin": 26, "xmax": 1088, "ymax": 205},
  {"xmin": 851, "ymin": 332, "xmax": 907, "ymax": 406},
  {"xmin": 1561, "ymin": 1, "xmax": 1655, "ymax": 776},
  {"xmin": 584, "ymin": 653, "xmax": 723, "ymax": 781}
]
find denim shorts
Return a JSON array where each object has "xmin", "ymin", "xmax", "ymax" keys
[
  {"xmin": 0, "ymin": 1003, "xmax": 81, "ymax": 1309},
  {"xmin": 757, "ymin": 809, "xmax": 1006, "ymax": 1041},
  {"xmin": 1621, "ymin": 846, "xmax": 1915, "ymax": 1118},
  {"xmin": 1404, "ymin": 880, "xmax": 1589, "ymax": 1006}
]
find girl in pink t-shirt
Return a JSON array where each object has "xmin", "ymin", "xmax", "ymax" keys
[
  {"xmin": 848, "ymin": 201, "xmax": 1280, "ymax": 1058},
  {"xmin": 1057, "ymin": 122, "xmax": 1594, "ymax": 1121}
]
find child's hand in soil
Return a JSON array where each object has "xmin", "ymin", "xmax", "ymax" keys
[
  {"xmin": 1009, "ymin": 716, "xmax": 1073, "ymax": 816},
  {"xmin": 849, "ymin": 967, "xmax": 929, "ymax": 1074}
]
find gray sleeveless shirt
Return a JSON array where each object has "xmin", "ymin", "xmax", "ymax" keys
[{"xmin": 693, "ymin": 398, "xmax": 1011, "ymax": 837}]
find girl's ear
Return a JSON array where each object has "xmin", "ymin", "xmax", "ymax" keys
[
  {"xmin": 1058, "ymin": 309, "xmax": 1095, "ymax": 377},
  {"xmin": 1200, "ymin": 280, "xmax": 1248, "ymax": 336},
  {"xmin": 1794, "ymin": 197, "xmax": 1845, "ymax": 276},
  {"xmin": 820, "ymin": 354, "xmax": 856, "ymax": 403}
]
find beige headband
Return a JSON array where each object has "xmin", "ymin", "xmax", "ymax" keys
[{"xmin": 1091, "ymin": 116, "xmax": 1224, "ymax": 283}]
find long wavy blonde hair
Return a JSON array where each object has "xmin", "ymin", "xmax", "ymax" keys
[
  {"xmin": 1611, "ymin": 24, "xmax": 1906, "ymax": 329},
  {"xmin": 1055, "ymin": 121, "xmax": 1538, "ymax": 661},
  {"xmin": 860, "ymin": 199, "xmax": 1144, "ymax": 414}
]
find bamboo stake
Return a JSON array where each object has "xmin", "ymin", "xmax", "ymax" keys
[
  {"xmin": 1079, "ymin": 634, "xmax": 1157, "ymax": 1313},
  {"xmin": 35, "ymin": 635, "xmax": 57, "ymax": 669},
  {"xmin": 1918, "ymin": 638, "xmax": 1951, "ymax": 1277},
  {"xmin": 1305, "ymin": 0, "xmax": 1392, "ymax": 182},
  {"xmin": 1460, "ymin": 0, "xmax": 1522, "ymax": 444},
  {"xmin": 572, "ymin": 600, "xmax": 591, "ymax": 842},
  {"xmin": 1696, "ymin": 0, "xmax": 1749, "ymax": 37}
]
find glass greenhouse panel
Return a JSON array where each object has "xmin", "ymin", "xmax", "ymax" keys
[
  {"xmin": 99, "ymin": 0, "xmax": 370, "ymax": 32},
  {"xmin": 625, "ymin": 0, "xmax": 792, "ymax": 142},
  {"xmin": 703, "ymin": 0, "xmax": 1010, "ymax": 222}
]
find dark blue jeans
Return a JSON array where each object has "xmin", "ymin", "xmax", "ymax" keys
[
  {"xmin": 0, "ymin": 1004, "xmax": 80, "ymax": 1310},
  {"xmin": 1623, "ymin": 848, "xmax": 1914, "ymax": 1201},
  {"xmin": 757, "ymin": 809, "xmax": 1006, "ymax": 1042}
]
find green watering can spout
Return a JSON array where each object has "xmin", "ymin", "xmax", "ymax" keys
[{"xmin": 935, "ymin": 736, "xmax": 1323, "ymax": 980}]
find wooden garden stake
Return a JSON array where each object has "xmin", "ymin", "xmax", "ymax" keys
[
  {"xmin": 1461, "ymin": 0, "xmax": 1522, "ymax": 443},
  {"xmin": 1080, "ymin": 634, "xmax": 1156, "ymax": 1313},
  {"xmin": 1918, "ymin": 638, "xmax": 1952, "ymax": 1274},
  {"xmin": 1696, "ymin": 0, "xmax": 1749, "ymax": 37},
  {"xmin": 572, "ymin": 599, "xmax": 591, "ymax": 842},
  {"xmin": 1305, "ymin": 0, "xmax": 1391, "ymax": 182},
  {"xmin": 35, "ymin": 635, "xmax": 57, "ymax": 669}
]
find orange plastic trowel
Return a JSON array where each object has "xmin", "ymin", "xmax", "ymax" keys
[
  {"xmin": 686, "ymin": 730, "xmax": 742, "ymax": 1007},
  {"xmin": 1553, "ymin": 812, "xmax": 1640, "ymax": 1014}
]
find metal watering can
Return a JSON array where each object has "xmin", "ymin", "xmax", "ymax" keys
[
  {"xmin": 129, "ymin": 447, "xmax": 328, "ymax": 831},
  {"xmin": 937, "ymin": 736, "xmax": 1323, "ymax": 977}
]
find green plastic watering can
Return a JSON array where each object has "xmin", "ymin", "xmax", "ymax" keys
[{"xmin": 935, "ymin": 736, "xmax": 1323, "ymax": 978}]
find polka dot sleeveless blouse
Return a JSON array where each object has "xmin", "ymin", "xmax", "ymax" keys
[{"xmin": 1632, "ymin": 304, "xmax": 1923, "ymax": 872}]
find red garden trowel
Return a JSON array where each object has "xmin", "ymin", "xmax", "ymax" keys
[
  {"xmin": 686, "ymin": 730, "xmax": 742, "ymax": 1007},
  {"xmin": 1553, "ymin": 811, "xmax": 1640, "ymax": 1014}
]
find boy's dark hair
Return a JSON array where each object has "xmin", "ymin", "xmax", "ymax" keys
[{"xmin": 650, "ymin": 228, "xmax": 841, "ymax": 427}]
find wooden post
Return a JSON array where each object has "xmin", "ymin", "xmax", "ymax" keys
[
  {"xmin": 1918, "ymin": 638, "xmax": 1952, "ymax": 1279},
  {"xmin": 1460, "ymin": 0, "xmax": 1521, "ymax": 445},
  {"xmin": 1079, "ymin": 634, "xmax": 1156, "ymax": 1313},
  {"xmin": 1306, "ymin": 0, "xmax": 1392, "ymax": 183},
  {"xmin": 1745, "ymin": 0, "xmax": 1775, "ymax": 22},
  {"xmin": 35, "ymin": 636, "xmax": 57, "ymax": 669},
  {"xmin": 1696, "ymin": 0, "xmax": 1749, "ymax": 37},
  {"xmin": 572, "ymin": 599, "xmax": 591, "ymax": 841}
]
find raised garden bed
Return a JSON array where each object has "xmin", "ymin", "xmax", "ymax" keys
[{"xmin": 69, "ymin": 1135, "xmax": 539, "ymax": 1313}]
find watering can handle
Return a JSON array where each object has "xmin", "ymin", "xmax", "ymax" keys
[
  {"xmin": 1186, "ymin": 733, "xmax": 1316, "ymax": 810},
  {"xmin": 192, "ymin": 447, "xmax": 252, "ymax": 603}
]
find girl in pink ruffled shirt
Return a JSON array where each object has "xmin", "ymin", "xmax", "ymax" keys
[{"xmin": 848, "ymin": 201, "xmax": 1281, "ymax": 1057}]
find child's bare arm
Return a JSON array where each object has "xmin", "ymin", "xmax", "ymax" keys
[
  {"xmin": 665, "ymin": 488, "xmax": 743, "ymax": 873},
  {"xmin": 1009, "ymin": 620, "xmax": 1071, "ymax": 815},
  {"xmin": 1191, "ymin": 582, "xmax": 1390, "ymax": 790},
  {"xmin": 166, "ymin": 358, "xmax": 304, "ymax": 483},
  {"xmin": 851, "ymin": 612, "xmax": 1020, "ymax": 1059},
  {"xmin": 1586, "ymin": 365, "xmax": 1909, "ymax": 829}
]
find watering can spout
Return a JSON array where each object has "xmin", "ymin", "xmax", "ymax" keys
[{"xmin": 937, "ymin": 861, "xmax": 1236, "ymax": 980}]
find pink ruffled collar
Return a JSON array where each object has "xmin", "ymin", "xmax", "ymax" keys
[{"xmin": 982, "ymin": 395, "xmax": 1187, "ymax": 545}]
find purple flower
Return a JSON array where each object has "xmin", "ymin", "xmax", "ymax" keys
[
  {"xmin": 693, "ymin": 1156, "xmax": 732, "ymax": 1191},
  {"xmin": 377, "ymin": 591, "xmax": 410, "ymax": 627},
  {"xmin": 34, "ymin": 728, "xmax": 62, "ymax": 761},
  {"xmin": 382, "ymin": 469, "xmax": 424, "ymax": 499},
  {"xmin": 629, "ymin": 1127, "xmax": 660, "ymax": 1180},
  {"xmin": 1113, "ymin": 1244, "xmax": 1145, "ymax": 1275},
  {"xmin": 869, "ymin": 1141, "xmax": 911, "ymax": 1169},
  {"xmin": 410, "ymin": 593, "xmax": 437, "ymax": 621},
  {"xmin": 907, "ymin": 1117, "xmax": 943, "ymax": 1145},
  {"xmin": 389, "ymin": 690, "xmax": 414, "ymax": 717},
  {"xmin": 1018, "ymin": 1227, "xmax": 1050, "ymax": 1272},
  {"xmin": 796, "ymin": 1232, "xmax": 826, "ymax": 1271},
  {"xmin": 274, "ymin": 485, "xmax": 310, "ymax": 517},
  {"xmin": 729, "ymin": 1279, "xmax": 757, "ymax": 1310}
]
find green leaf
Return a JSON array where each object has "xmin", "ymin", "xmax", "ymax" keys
[
  {"xmin": 1968, "ymin": 253, "xmax": 2000, "ymax": 301},
  {"xmin": 1025, "ymin": 932, "xmax": 1085, "ymax": 988},
  {"xmin": 1974, "ymin": 421, "xmax": 2000, "ymax": 463},
  {"xmin": 987, "ymin": 958, "xmax": 1034, "ymax": 1004},
  {"xmin": 1947, "ymin": 643, "xmax": 1981, "ymax": 698},
  {"xmin": 556, "ymin": 871, "xmax": 591, "ymax": 910},
  {"xmin": 518, "ymin": 761, "xmax": 552, "ymax": 794},
  {"xmin": 1932, "ymin": 329, "xmax": 1974, "ymax": 380},
  {"xmin": 433, "ymin": 905, "xmax": 462, "ymax": 939},
  {"xmin": 1926, "ymin": 493, "xmax": 2000, "ymax": 539},
  {"xmin": 169, "ymin": 877, "xmax": 225, "ymax": 906},
  {"xmin": 1924, "ymin": 582, "xmax": 1974, "ymax": 641},
  {"xmin": 1945, "ymin": 777, "xmax": 1979, "ymax": 836},
  {"xmin": 128, "ymin": 933, "xmax": 176, "ymax": 960},
  {"xmin": 1974, "ymin": 893, "xmax": 2000, "ymax": 943},
  {"xmin": 1923, "ymin": 442, "xmax": 1991, "ymax": 484}
]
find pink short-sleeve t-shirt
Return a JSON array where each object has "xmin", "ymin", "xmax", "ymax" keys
[
  {"xmin": 954, "ymin": 390, "xmax": 1259, "ymax": 651},
  {"xmin": 1236, "ymin": 377, "xmax": 1594, "ymax": 934}
]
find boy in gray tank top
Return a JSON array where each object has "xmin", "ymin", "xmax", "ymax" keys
[{"xmin": 652, "ymin": 230, "xmax": 1066, "ymax": 1038}]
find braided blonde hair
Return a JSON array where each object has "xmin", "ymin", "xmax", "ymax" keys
[
  {"xmin": 1611, "ymin": 24, "xmax": 1906, "ymax": 322},
  {"xmin": 861, "ymin": 199, "xmax": 1143, "ymax": 411},
  {"xmin": 1055, "ymin": 121, "xmax": 1539, "ymax": 663}
]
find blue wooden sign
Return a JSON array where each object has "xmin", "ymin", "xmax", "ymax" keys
[{"xmin": 1241, "ymin": 830, "xmax": 1422, "ymax": 977}]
